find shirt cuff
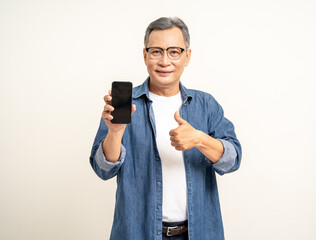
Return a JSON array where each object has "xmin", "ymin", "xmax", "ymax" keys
[
  {"xmin": 94, "ymin": 141, "xmax": 126, "ymax": 171},
  {"xmin": 212, "ymin": 139, "xmax": 237, "ymax": 174}
]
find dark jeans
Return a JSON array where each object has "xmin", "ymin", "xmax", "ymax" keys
[{"xmin": 162, "ymin": 221, "xmax": 189, "ymax": 240}]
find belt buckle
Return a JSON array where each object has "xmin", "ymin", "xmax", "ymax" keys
[{"xmin": 166, "ymin": 226, "xmax": 178, "ymax": 236}]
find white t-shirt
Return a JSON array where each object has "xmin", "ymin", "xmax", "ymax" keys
[{"xmin": 149, "ymin": 91, "xmax": 188, "ymax": 222}]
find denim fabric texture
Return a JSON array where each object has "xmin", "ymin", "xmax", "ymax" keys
[{"xmin": 89, "ymin": 78, "xmax": 242, "ymax": 240}]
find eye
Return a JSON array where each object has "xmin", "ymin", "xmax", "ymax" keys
[
  {"xmin": 168, "ymin": 48, "xmax": 181, "ymax": 57},
  {"xmin": 149, "ymin": 48, "xmax": 162, "ymax": 56},
  {"xmin": 170, "ymin": 50, "xmax": 180, "ymax": 55}
]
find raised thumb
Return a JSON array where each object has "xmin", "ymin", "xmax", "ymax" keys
[{"xmin": 174, "ymin": 111, "xmax": 186, "ymax": 125}]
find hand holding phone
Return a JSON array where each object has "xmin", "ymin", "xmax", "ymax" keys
[{"xmin": 101, "ymin": 83, "xmax": 135, "ymax": 163}]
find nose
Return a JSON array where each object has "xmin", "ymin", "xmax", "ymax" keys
[{"xmin": 158, "ymin": 51, "xmax": 171, "ymax": 67}]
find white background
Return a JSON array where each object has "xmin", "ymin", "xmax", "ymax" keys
[{"xmin": 1, "ymin": 0, "xmax": 316, "ymax": 239}]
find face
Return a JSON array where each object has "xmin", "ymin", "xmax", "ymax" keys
[{"xmin": 143, "ymin": 27, "xmax": 191, "ymax": 95}]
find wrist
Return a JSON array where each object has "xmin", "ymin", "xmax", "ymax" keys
[
  {"xmin": 194, "ymin": 130, "xmax": 205, "ymax": 148},
  {"xmin": 103, "ymin": 129, "xmax": 124, "ymax": 163},
  {"xmin": 105, "ymin": 128, "xmax": 125, "ymax": 146},
  {"xmin": 108, "ymin": 127, "xmax": 125, "ymax": 136}
]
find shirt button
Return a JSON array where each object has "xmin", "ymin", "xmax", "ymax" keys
[
  {"xmin": 157, "ymin": 205, "xmax": 161, "ymax": 209},
  {"xmin": 157, "ymin": 231, "xmax": 161, "ymax": 235},
  {"xmin": 157, "ymin": 181, "xmax": 161, "ymax": 185},
  {"xmin": 156, "ymin": 157, "xmax": 159, "ymax": 161}
]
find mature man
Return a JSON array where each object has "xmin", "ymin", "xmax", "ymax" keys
[{"xmin": 90, "ymin": 17, "xmax": 242, "ymax": 240}]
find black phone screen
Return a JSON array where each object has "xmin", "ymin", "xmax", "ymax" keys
[{"xmin": 111, "ymin": 81, "xmax": 133, "ymax": 124}]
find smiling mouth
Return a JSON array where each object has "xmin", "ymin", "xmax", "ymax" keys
[{"xmin": 156, "ymin": 70, "xmax": 173, "ymax": 76}]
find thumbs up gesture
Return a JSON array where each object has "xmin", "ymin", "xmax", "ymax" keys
[{"xmin": 169, "ymin": 111, "xmax": 201, "ymax": 151}]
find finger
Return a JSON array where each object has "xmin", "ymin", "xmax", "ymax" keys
[
  {"xmin": 175, "ymin": 146, "xmax": 184, "ymax": 151},
  {"xmin": 174, "ymin": 111, "xmax": 186, "ymax": 125},
  {"xmin": 104, "ymin": 95, "xmax": 112, "ymax": 104},
  {"xmin": 131, "ymin": 104, "xmax": 136, "ymax": 115},
  {"xmin": 174, "ymin": 143, "xmax": 185, "ymax": 151},
  {"xmin": 104, "ymin": 104, "xmax": 114, "ymax": 112},
  {"xmin": 170, "ymin": 136, "xmax": 178, "ymax": 143},
  {"xmin": 169, "ymin": 129, "xmax": 176, "ymax": 136},
  {"xmin": 102, "ymin": 111, "xmax": 113, "ymax": 121},
  {"xmin": 170, "ymin": 141, "xmax": 177, "ymax": 147}
]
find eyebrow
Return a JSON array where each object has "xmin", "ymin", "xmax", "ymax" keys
[{"xmin": 146, "ymin": 46, "xmax": 186, "ymax": 49}]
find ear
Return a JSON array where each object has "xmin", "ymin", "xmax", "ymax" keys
[
  {"xmin": 184, "ymin": 49, "xmax": 191, "ymax": 67},
  {"xmin": 143, "ymin": 48, "xmax": 148, "ymax": 66}
]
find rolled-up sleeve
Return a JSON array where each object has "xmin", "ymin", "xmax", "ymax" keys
[
  {"xmin": 95, "ymin": 141, "xmax": 126, "ymax": 171},
  {"xmin": 212, "ymin": 139, "xmax": 237, "ymax": 175}
]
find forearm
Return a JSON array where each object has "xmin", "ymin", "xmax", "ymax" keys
[
  {"xmin": 195, "ymin": 130, "xmax": 224, "ymax": 163},
  {"xmin": 102, "ymin": 129, "xmax": 124, "ymax": 163}
]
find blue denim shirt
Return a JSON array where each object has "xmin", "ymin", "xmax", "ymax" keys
[{"xmin": 90, "ymin": 78, "xmax": 242, "ymax": 240}]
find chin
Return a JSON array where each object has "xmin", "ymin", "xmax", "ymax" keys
[{"xmin": 153, "ymin": 77, "xmax": 176, "ymax": 86}]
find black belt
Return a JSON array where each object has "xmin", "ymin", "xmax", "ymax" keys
[{"xmin": 162, "ymin": 224, "xmax": 188, "ymax": 237}]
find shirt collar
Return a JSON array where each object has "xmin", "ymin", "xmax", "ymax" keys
[{"xmin": 133, "ymin": 77, "xmax": 192, "ymax": 102}]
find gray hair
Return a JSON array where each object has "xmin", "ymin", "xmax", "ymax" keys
[{"xmin": 144, "ymin": 17, "xmax": 190, "ymax": 48}]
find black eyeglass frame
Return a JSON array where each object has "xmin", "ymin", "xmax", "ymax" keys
[{"xmin": 145, "ymin": 47, "xmax": 188, "ymax": 59}]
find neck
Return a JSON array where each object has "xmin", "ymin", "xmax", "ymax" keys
[{"xmin": 149, "ymin": 80, "xmax": 180, "ymax": 97}]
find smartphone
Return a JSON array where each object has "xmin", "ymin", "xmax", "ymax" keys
[{"xmin": 111, "ymin": 81, "xmax": 133, "ymax": 124}]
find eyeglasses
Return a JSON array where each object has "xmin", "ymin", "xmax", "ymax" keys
[{"xmin": 145, "ymin": 47, "xmax": 188, "ymax": 60}]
